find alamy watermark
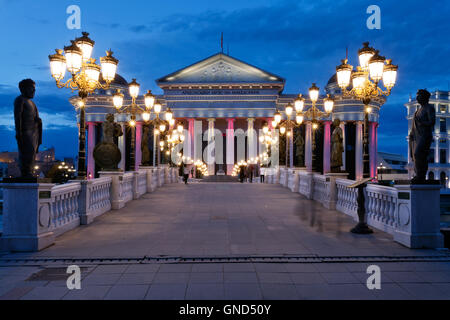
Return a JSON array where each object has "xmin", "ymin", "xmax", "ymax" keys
[
  {"xmin": 66, "ymin": 265, "xmax": 81, "ymax": 290},
  {"xmin": 366, "ymin": 5, "xmax": 381, "ymax": 30},
  {"xmin": 66, "ymin": 5, "xmax": 81, "ymax": 30},
  {"xmin": 366, "ymin": 265, "xmax": 381, "ymax": 290}
]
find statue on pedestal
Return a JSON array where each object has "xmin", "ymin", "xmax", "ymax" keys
[
  {"xmin": 93, "ymin": 114, "xmax": 123, "ymax": 171},
  {"xmin": 141, "ymin": 123, "xmax": 151, "ymax": 166},
  {"xmin": 294, "ymin": 129, "xmax": 304, "ymax": 167},
  {"xmin": 14, "ymin": 79, "xmax": 42, "ymax": 178},
  {"xmin": 409, "ymin": 89, "xmax": 435, "ymax": 183},
  {"xmin": 331, "ymin": 118, "xmax": 344, "ymax": 173}
]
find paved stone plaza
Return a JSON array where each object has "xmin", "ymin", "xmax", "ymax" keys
[{"xmin": 1, "ymin": 182, "xmax": 450, "ymax": 300}]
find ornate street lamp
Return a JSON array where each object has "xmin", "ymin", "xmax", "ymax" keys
[
  {"xmin": 113, "ymin": 81, "xmax": 170, "ymax": 170},
  {"xmin": 272, "ymin": 101, "xmax": 304, "ymax": 167},
  {"xmin": 49, "ymin": 32, "xmax": 119, "ymax": 179},
  {"xmin": 335, "ymin": 41, "xmax": 398, "ymax": 178},
  {"xmin": 294, "ymin": 83, "xmax": 334, "ymax": 172}
]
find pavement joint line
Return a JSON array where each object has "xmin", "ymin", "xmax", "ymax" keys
[{"xmin": 0, "ymin": 254, "xmax": 450, "ymax": 267}]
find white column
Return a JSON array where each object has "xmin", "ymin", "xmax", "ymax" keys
[
  {"xmin": 247, "ymin": 118, "xmax": 256, "ymax": 161},
  {"xmin": 118, "ymin": 122, "xmax": 125, "ymax": 171},
  {"xmin": 434, "ymin": 136, "xmax": 439, "ymax": 164},
  {"xmin": 194, "ymin": 120, "xmax": 202, "ymax": 162},
  {"xmin": 186, "ymin": 118, "xmax": 195, "ymax": 160},
  {"xmin": 305, "ymin": 121, "xmax": 312, "ymax": 171},
  {"xmin": 226, "ymin": 118, "xmax": 235, "ymax": 175},
  {"xmin": 339, "ymin": 121, "xmax": 346, "ymax": 171},
  {"xmin": 355, "ymin": 121, "xmax": 363, "ymax": 180},
  {"xmin": 207, "ymin": 118, "xmax": 215, "ymax": 175}
]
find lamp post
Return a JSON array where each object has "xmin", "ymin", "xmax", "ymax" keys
[
  {"xmin": 294, "ymin": 84, "xmax": 334, "ymax": 172},
  {"xmin": 113, "ymin": 82, "xmax": 171, "ymax": 170},
  {"xmin": 272, "ymin": 100, "xmax": 304, "ymax": 167},
  {"xmin": 335, "ymin": 42, "xmax": 398, "ymax": 178},
  {"xmin": 49, "ymin": 32, "xmax": 119, "ymax": 179},
  {"xmin": 167, "ymin": 121, "xmax": 185, "ymax": 166}
]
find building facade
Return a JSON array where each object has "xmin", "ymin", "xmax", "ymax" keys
[
  {"xmin": 74, "ymin": 53, "xmax": 384, "ymax": 180},
  {"xmin": 405, "ymin": 90, "xmax": 450, "ymax": 188}
]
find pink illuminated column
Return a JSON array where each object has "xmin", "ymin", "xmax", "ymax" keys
[
  {"xmin": 323, "ymin": 121, "xmax": 331, "ymax": 173},
  {"xmin": 369, "ymin": 122, "xmax": 378, "ymax": 178},
  {"xmin": 226, "ymin": 118, "xmax": 235, "ymax": 174},
  {"xmin": 188, "ymin": 118, "xmax": 195, "ymax": 160},
  {"xmin": 355, "ymin": 121, "xmax": 363, "ymax": 180},
  {"xmin": 87, "ymin": 122, "xmax": 96, "ymax": 179},
  {"xmin": 135, "ymin": 122, "xmax": 142, "ymax": 170}
]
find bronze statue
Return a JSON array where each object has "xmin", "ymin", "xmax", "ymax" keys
[
  {"xmin": 294, "ymin": 129, "xmax": 304, "ymax": 167},
  {"xmin": 93, "ymin": 114, "xmax": 123, "ymax": 171},
  {"xmin": 141, "ymin": 123, "xmax": 151, "ymax": 166},
  {"xmin": 14, "ymin": 79, "xmax": 42, "ymax": 178},
  {"xmin": 330, "ymin": 118, "xmax": 344, "ymax": 172},
  {"xmin": 409, "ymin": 89, "xmax": 435, "ymax": 183}
]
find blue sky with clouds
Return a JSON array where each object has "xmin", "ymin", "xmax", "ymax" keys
[{"xmin": 0, "ymin": 0, "xmax": 449, "ymax": 159}]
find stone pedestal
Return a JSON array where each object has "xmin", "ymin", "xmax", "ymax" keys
[
  {"xmin": 157, "ymin": 167, "xmax": 164, "ymax": 187},
  {"xmin": 393, "ymin": 184, "xmax": 444, "ymax": 248},
  {"xmin": 0, "ymin": 183, "xmax": 55, "ymax": 252},
  {"xmin": 324, "ymin": 172, "xmax": 349, "ymax": 209},
  {"xmin": 99, "ymin": 171, "xmax": 124, "ymax": 210}
]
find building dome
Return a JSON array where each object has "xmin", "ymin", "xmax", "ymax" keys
[
  {"xmin": 327, "ymin": 74, "xmax": 337, "ymax": 86},
  {"xmin": 99, "ymin": 73, "xmax": 128, "ymax": 87}
]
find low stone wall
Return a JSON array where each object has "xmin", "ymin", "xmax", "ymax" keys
[
  {"xmin": 266, "ymin": 167, "xmax": 443, "ymax": 249},
  {"xmin": 0, "ymin": 166, "xmax": 179, "ymax": 252}
]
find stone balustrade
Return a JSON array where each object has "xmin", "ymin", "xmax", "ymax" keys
[
  {"xmin": 267, "ymin": 168, "xmax": 443, "ymax": 249},
  {"xmin": 0, "ymin": 166, "xmax": 178, "ymax": 252}
]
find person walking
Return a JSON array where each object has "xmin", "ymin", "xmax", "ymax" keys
[
  {"xmin": 239, "ymin": 165, "xmax": 245, "ymax": 183},
  {"xmin": 183, "ymin": 165, "xmax": 190, "ymax": 184},
  {"xmin": 260, "ymin": 166, "xmax": 265, "ymax": 183}
]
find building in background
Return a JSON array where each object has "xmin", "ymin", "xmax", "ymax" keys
[
  {"xmin": 0, "ymin": 147, "xmax": 57, "ymax": 178},
  {"xmin": 405, "ymin": 90, "xmax": 450, "ymax": 188},
  {"xmin": 376, "ymin": 151, "xmax": 408, "ymax": 181}
]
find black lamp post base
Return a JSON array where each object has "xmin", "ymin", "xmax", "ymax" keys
[{"xmin": 351, "ymin": 222, "xmax": 373, "ymax": 234}]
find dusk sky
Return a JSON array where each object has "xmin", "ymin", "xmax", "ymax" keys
[{"xmin": 0, "ymin": 0, "xmax": 449, "ymax": 159}]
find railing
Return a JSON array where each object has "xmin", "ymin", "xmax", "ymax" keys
[
  {"xmin": 137, "ymin": 171, "xmax": 147, "ymax": 197},
  {"xmin": 88, "ymin": 177, "xmax": 112, "ymax": 218},
  {"xmin": 312, "ymin": 174, "xmax": 328, "ymax": 205},
  {"xmin": 336, "ymin": 178, "xmax": 358, "ymax": 219},
  {"xmin": 122, "ymin": 172, "xmax": 134, "ymax": 204},
  {"xmin": 366, "ymin": 184, "xmax": 399, "ymax": 234},
  {"xmin": 50, "ymin": 183, "xmax": 81, "ymax": 236},
  {"xmin": 298, "ymin": 171, "xmax": 313, "ymax": 198}
]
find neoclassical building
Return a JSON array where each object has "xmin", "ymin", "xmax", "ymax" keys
[
  {"xmin": 405, "ymin": 90, "xmax": 450, "ymax": 188},
  {"xmin": 72, "ymin": 52, "xmax": 384, "ymax": 180}
]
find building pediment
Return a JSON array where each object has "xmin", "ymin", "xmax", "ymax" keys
[{"xmin": 157, "ymin": 53, "xmax": 285, "ymax": 88}]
